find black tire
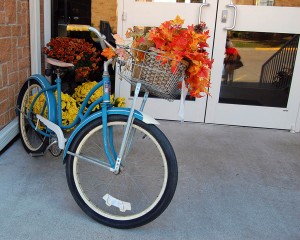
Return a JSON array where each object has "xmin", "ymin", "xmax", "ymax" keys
[
  {"xmin": 18, "ymin": 79, "xmax": 49, "ymax": 154},
  {"xmin": 65, "ymin": 115, "xmax": 178, "ymax": 229}
]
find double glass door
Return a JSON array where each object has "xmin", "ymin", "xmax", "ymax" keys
[
  {"xmin": 118, "ymin": 0, "xmax": 300, "ymax": 130},
  {"xmin": 206, "ymin": 1, "xmax": 300, "ymax": 131}
]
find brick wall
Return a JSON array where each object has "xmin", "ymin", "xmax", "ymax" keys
[
  {"xmin": 275, "ymin": 0, "xmax": 300, "ymax": 7},
  {"xmin": 91, "ymin": 0, "xmax": 117, "ymax": 33},
  {"xmin": 0, "ymin": 0, "xmax": 30, "ymax": 130}
]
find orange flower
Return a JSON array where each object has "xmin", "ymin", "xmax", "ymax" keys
[{"xmin": 101, "ymin": 47, "xmax": 116, "ymax": 59}]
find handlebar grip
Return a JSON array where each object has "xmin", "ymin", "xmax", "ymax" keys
[{"xmin": 67, "ymin": 24, "xmax": 90, "ymax": 32}]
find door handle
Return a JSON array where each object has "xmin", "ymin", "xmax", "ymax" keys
[
  {"xmin": 198, "ymin": 0, "xmax": 210, "ymax": 24},
  {"xmin": 224, "ymin": 1, "xmax": 237, "ymax": 30}
]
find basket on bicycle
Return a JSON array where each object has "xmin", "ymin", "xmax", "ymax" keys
[{"xmin": 118, "ymin": 48, "xmax": 188, "ymax": 100}]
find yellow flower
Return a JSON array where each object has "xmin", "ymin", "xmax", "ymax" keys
[
  {"xmin": 28, "ymin": 83, "xmax": 125, "ymax": 131},
  {"xmin": 73, "ymin": 81, "xmax": 103, "ymax": 107}
]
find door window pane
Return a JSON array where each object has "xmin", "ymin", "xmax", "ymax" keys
[
  {"xmin": 219, "ymin": 31, "xmax": 299, "ymax": 108},
  {"xmin": 233, "ymin": 0, "xmax": 300, "ymax": 7}
]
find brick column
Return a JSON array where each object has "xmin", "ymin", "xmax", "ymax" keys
[
  {"xmin": 0, "ymin": 0, "xmax": 30, "ymax": 129},
  {"xmin": 91, "ymin": 0, "xmax": 117, "ymax": 33}
]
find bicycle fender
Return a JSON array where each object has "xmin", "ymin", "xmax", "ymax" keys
[
  {"xmin": 16, "ymin": 74, "xmax": 57, "ymax": 122},
  {"xmin": 63, "ymin": 107, "xmax": 159, "ymax": 161}
]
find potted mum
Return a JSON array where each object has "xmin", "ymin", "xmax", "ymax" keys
[
  {"xmin": 42, "ymin": 37, "xmax": 125, "ymax": 128},
  {"xmin": 44, "ymin": 37, "xmax": 102, "ymax": 83},
  {"xmin": 29, "ymin": 82, "xmax": 125, "ymax": 130},
  {"xmin": 102, "ymin": 15, "xmax": 213, "ymax": 98}
]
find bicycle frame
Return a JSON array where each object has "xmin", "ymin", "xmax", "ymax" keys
[
  {"xmin": 20, "ymin": 25, "xmax": 158, "ymax": 173},
  {"xmin": 23, "ymin": 57, "xmax": 145, "ymax": 173},
  {"xmin": 65, "ymin": 59, "xmax": 147, "ymax": 173}
]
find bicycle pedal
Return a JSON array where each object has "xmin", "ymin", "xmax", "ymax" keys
[
  {"xmin": 47, "ymin": 140, "xmax": 62, "ymax": 157},
  {"xmin": 30, "ymin": 152, "xmax": 45, "ymax": 157}
]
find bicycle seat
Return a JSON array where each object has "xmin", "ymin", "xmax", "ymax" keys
[{"xmin": 46, "ymin": 58, "xmax": 74, "ymax": 68}]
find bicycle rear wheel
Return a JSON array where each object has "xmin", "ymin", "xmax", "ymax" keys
[
  {"xmin": 65, "ymin": 115, "xmax": 178, "ymax": 228},
  {"xmin": 18, "ymin": 79, "xmax": 49, "ymax": 153}
]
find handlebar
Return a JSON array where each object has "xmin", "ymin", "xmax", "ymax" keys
[
  {"xmin": 66, "ymin": 24, "xmax": 90, "ymax": 31},
  {"xmin": 66, "ymin": 24, "xmax": 114, "ymax": 50}
]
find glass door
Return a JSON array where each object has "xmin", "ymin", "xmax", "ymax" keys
[
  {"xmin": 206, "ymin": 1, "xmax": 300, "ymax": 130},
  {"xmin": 117, "ymin": 0, "xmax": 217, "ymax": 122}
]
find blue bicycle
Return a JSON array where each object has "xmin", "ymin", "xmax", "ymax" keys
[{"xmin": 16, "ymin": 25, "xmax": 180, "ymax": 229}]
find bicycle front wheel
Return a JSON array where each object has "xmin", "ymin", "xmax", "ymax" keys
[
  {"xmin": 65, "ymin": 115, "xmax": 178, "ymax": 229},
  {"xmin": 18, "ymin": 79, "xmax": 49, "ymax": 154}
]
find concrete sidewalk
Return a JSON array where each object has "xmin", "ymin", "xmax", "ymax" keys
[{"xmin": 0, "ymin": 121, "xmax": 300, "ymax": 240}]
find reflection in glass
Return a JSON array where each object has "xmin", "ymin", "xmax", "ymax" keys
[
  {"xmin": 233, "ymin": 0, "xmax": 300, "ymax": 7},
  {"xmin": 135, "ymin": 0, "xmax": 202, "ymax": 3},
  {"xmin": 219, "ymin": 31, "xmax": 299, "ymax": 108}
]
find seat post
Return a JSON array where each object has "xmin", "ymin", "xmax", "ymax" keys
[{"xmin": 55, "ymin": 68, "xmax": 63, "ymax": 126}]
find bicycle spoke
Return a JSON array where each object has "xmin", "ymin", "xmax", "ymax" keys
[
  {"xmin": 66, "ymin": 115, "xmax": 177, "ymax": 228},
  {"xmin": 19, "ymin": 80, "xmax": 49, "ymax": 153}
]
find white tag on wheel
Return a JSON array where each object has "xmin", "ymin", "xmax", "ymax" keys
[{"xmin": 103, "ymin": 194, "xmax": 132, "ymax": 212}]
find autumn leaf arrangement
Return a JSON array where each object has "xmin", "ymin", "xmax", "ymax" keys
[
  {"xmin": 102, "ymin": 16, "xmax": 213, "ymax": 98},
  {"xmin": 44, "ymin": 37, "xmax": 102, "ymax": 82}
]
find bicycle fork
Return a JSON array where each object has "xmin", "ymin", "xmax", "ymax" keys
[{"xmin": 111, "ymin": 83, "xmax": 143, "ymax": 174}]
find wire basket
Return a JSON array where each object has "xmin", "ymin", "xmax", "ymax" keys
[{"xmin": 118, "ymin": 48, "xmax": 188, "ymax": 100}]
